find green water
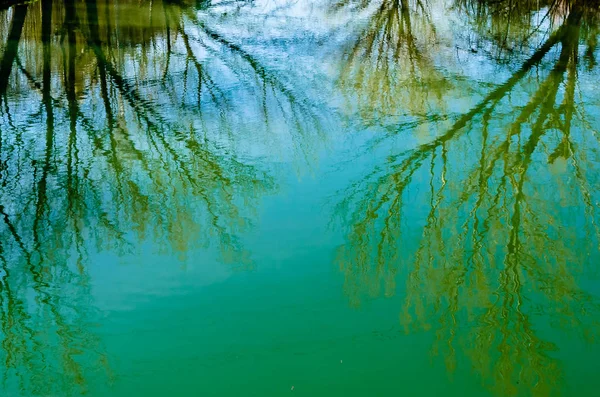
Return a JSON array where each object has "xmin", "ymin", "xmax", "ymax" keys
[{"xmin": 1, "ymin": 0, "xmax": 600, "ymax": 395}]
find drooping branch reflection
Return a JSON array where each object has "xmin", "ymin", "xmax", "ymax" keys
[
  {"xmin": 335, "ymin": 1, "xmax": 600, "ymax": 395},
  {"xmin": 0, "ymin": 0, "xmax": 325, "ymax": 394},
  {"xmin": 335, "ymin": 0, "xmax": 451, "ymax": 125}
]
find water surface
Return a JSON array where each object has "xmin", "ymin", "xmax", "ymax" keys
[{"xmin": 1, "ymin": 0, "xmax": 600, "ymax": 395}]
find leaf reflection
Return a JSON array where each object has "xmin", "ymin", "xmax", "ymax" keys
[
  {"xmin": 0, "ymin": 0, "xmax": 324, "ymax": 393},
  {"xmin": 335, "ymin": 0, "xmax": 451, "ymax": 125},
  {"xmin": 335, "ymin": 1, "xmax": 600, "ymax": 395}
]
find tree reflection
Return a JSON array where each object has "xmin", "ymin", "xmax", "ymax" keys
[
  {"xmin": 452, "ymin": 0, "xmax": 597, "ymax": 61},
  {"xmin": 335, "ymin": 0, "xmax": 451, "ymax": 125},
  {"xmin": 336, "ymin": 0, "xmax": 600, "ymax": 395},
  {"xmin": 0, "ymin": 0, "xmax": 324, "ymax": 394}
]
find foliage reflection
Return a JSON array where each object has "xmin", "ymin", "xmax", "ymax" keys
[
  {"xmin": 335, "ymin": 0, "xmax": 600, "ymax": 395},
  {"xmin": 335, "ymin": 0, "xmax": 451, "ymax": 123},
  {"xmin": 0, "ymin": 0, "xmax": 324, "ymax": 393}
]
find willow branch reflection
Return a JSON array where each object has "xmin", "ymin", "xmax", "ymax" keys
[
  {"xmin": 335, "ymin": 1, "xmax": 600, "ymax": 395},
  {"xmin": 0, "ymin": 0, "xmax": 325, "ymax": 394},
  {"xmin": 335, "ymin": 0, "xmax": 451, "ymax": 125}
]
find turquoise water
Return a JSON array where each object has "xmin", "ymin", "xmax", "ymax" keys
[{"xmin": 1, "ymin": 0, "xmax": 600, "ymax": 395}]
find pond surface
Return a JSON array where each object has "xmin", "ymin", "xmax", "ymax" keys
[{"xmin": 1, "ymin": 0, "xmax": 600, "ymax": 395}]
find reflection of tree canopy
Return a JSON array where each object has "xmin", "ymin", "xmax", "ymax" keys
[
  {"xmin": 0, "ymin": 0, "xmax": 324, "ymax": 394},
  {"xmin": 336, "ymin": 1, "xmax": 600, "ymax": 395},
  {"xmin": 454, "ymin": 0, "xmax": 600, "ymax": 63},
  {"xmin": 335, "ymin": 0, "xmax": 451, "ymax": 123}
]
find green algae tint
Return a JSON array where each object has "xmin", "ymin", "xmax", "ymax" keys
[{"xmin": 0, "ymin": 0, "xmax": 600, "ymax": 395}]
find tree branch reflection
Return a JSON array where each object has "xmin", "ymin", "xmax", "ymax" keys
[
  {"xmin": 335, "ymin": 1, "xmax": 600, "ymax": 395},
  {"xmin": 335, "ymin": 0, "xmax": 450, "ymax": 125},
  {"xmin": 0, "ymin": 0, "xmax": 325, "ymax": 393}
]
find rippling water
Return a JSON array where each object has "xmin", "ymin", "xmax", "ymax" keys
[{"xmin": 0, "ymin": 0, "xmax": 599, "ymax": 395}]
